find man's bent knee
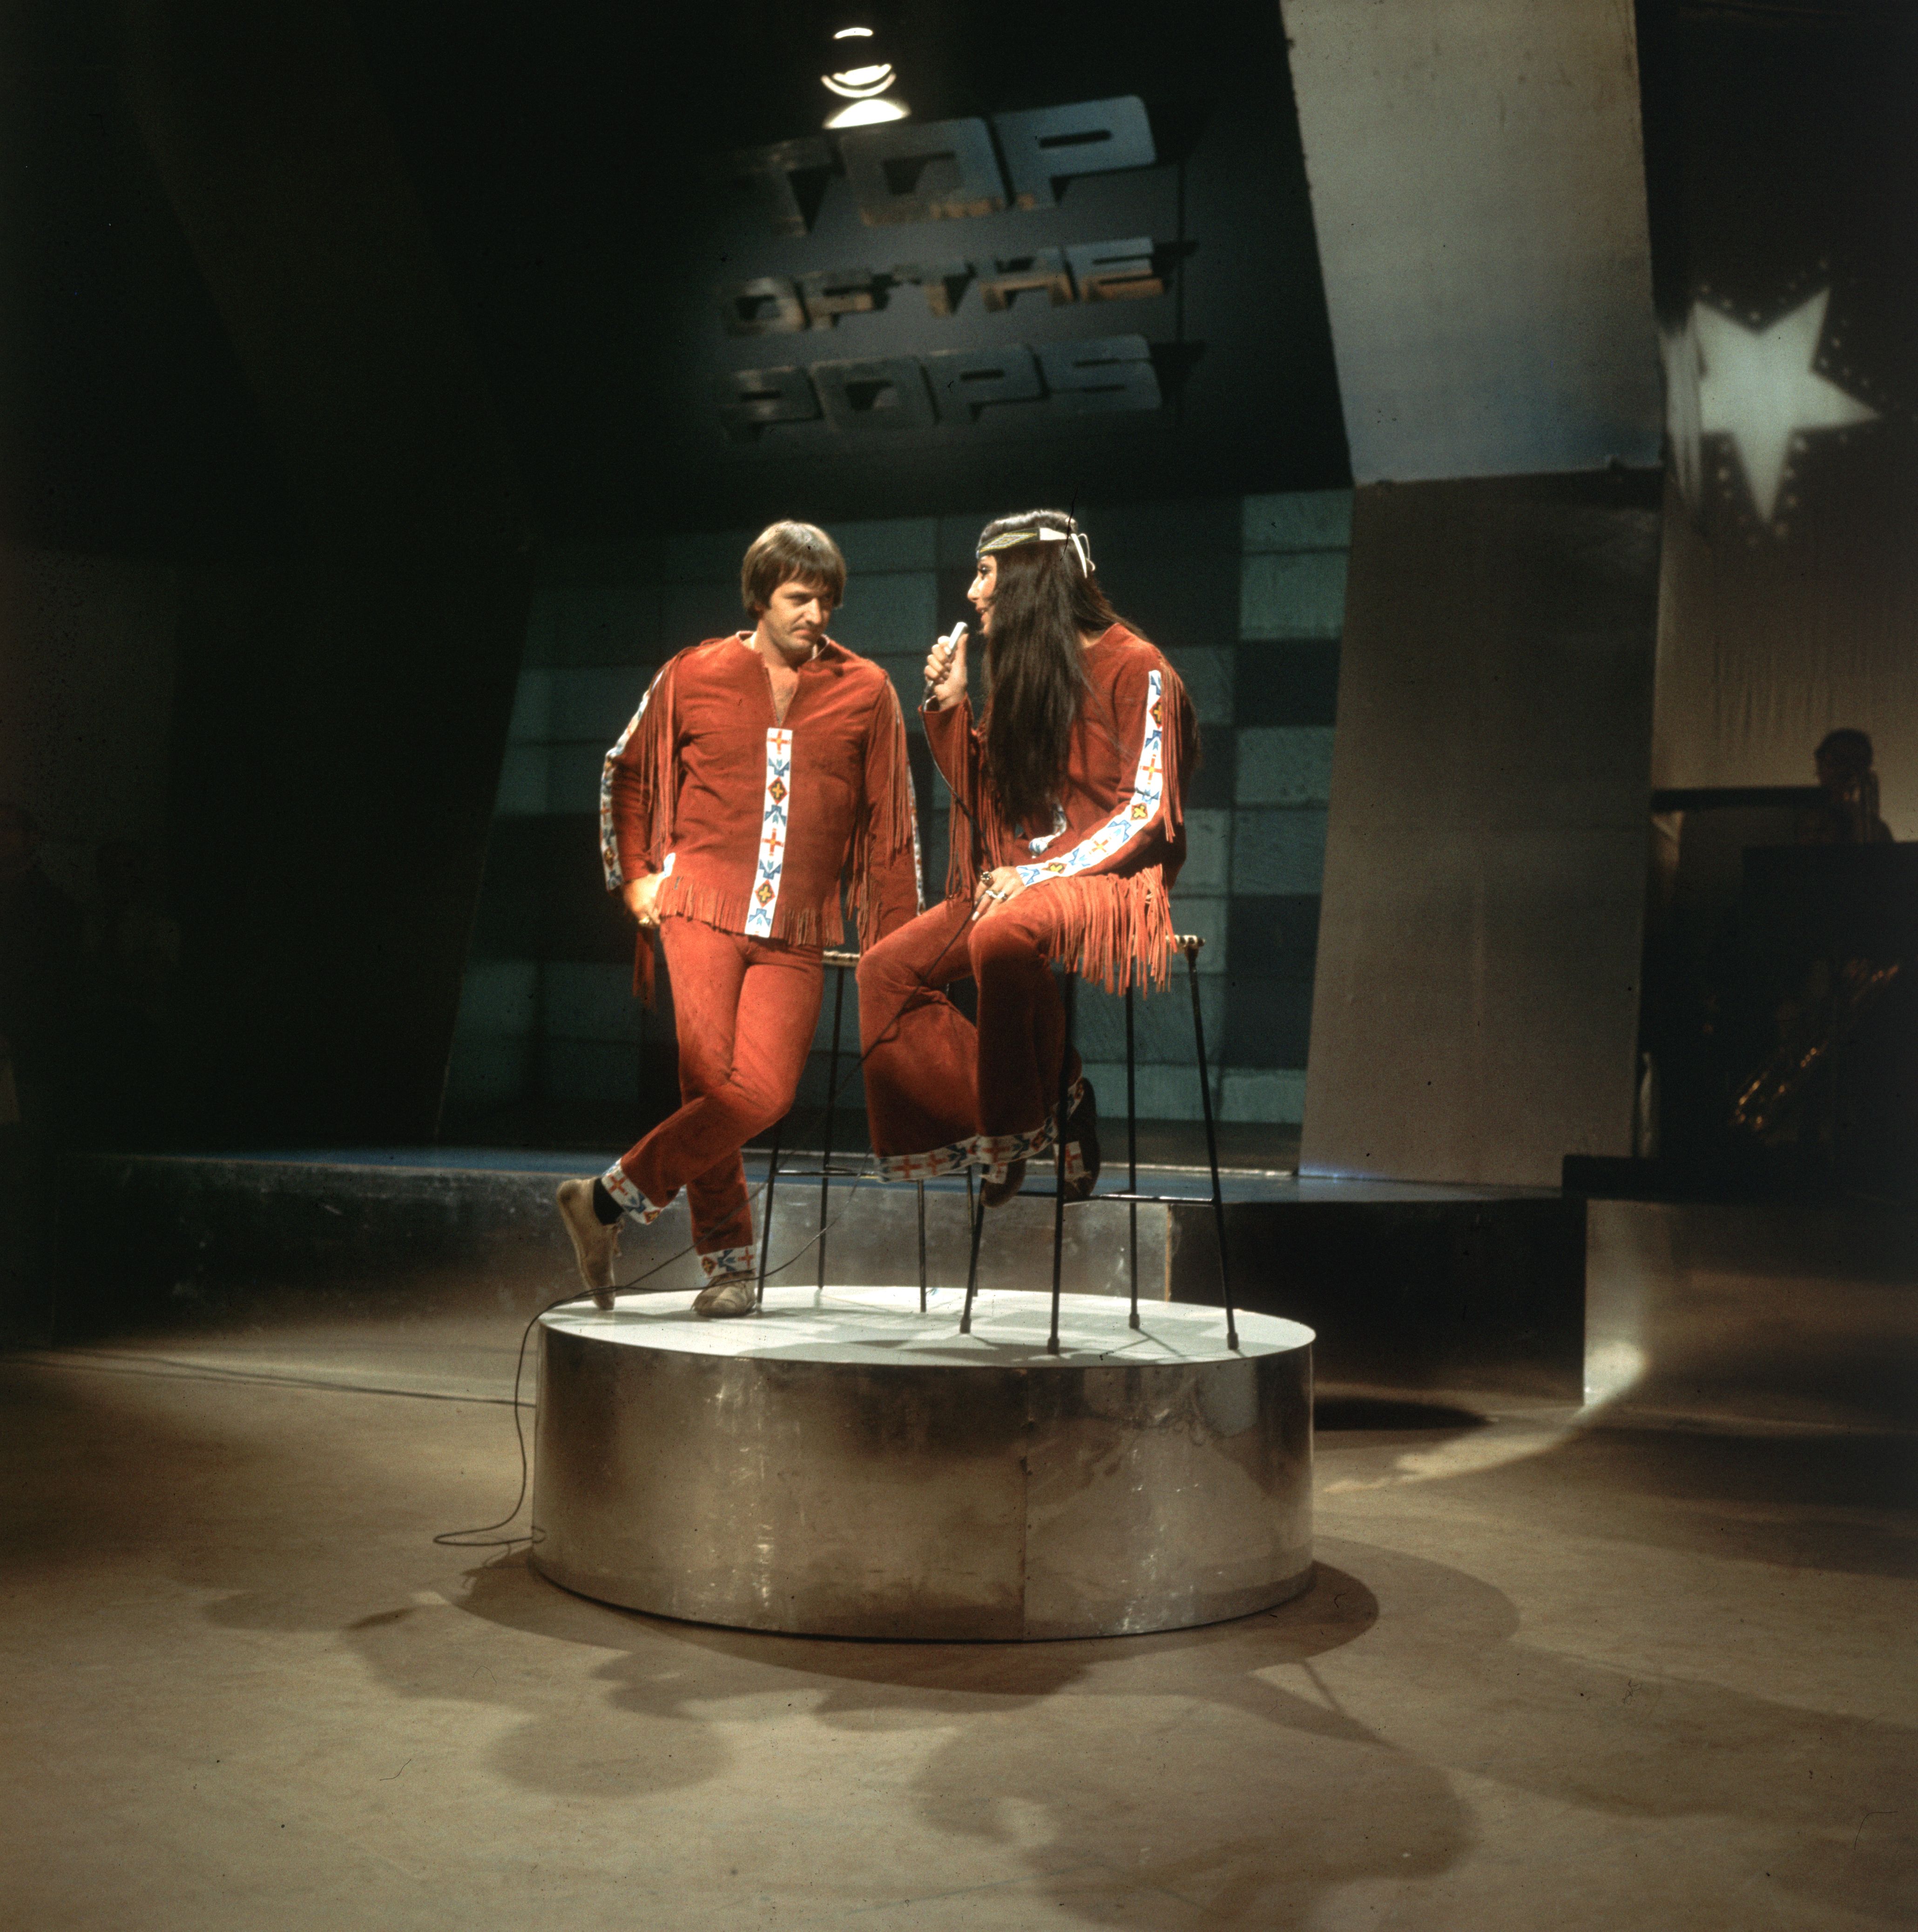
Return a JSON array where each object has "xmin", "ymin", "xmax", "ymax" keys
[{"xmin": 725, "ymin": 1072, "xmax": 802, "ymax": 1140}]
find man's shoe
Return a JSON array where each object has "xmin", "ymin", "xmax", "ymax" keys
[
  {"xmin": 556, "ymin": 1178, "xmax": 620, "ymax": 1310},
  {"xmin": 1065, "ymin": 1079, "xmax": 1101, "ymax": 1200},
  {"xmin": 981, "ymin": 1159, "xmax": 1026, "ymax": 1208},
  {"xmin": 692, "ymin": 1274, "xmax": 758, "ymax": 1318}
]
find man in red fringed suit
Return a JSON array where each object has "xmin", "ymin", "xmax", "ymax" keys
[
  {"xmin": 858, "ymin": 511, "xmax": 1199, "ymax": 1205},
  {"xmin": 556, "ymin": 522, "xmax": 922, "ymax": 1315}
]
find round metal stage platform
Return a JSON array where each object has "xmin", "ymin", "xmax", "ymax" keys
[{"xmin": 531, "ymin": 1287, "xmax": 1315, "ymax": 1640}]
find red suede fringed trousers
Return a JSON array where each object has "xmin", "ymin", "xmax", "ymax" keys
[
  {"xmin": 609, "ymin": 916, "xmax": 822, "ymax": 1268},
  {"xmin": 857, "ymin": 892, "xmax": 1083, "ymax": 1174}
]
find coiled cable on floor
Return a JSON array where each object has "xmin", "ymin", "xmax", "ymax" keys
[{"xmin": 431, "ymin": 1150, "xmax": 896, "ymax": 1551}]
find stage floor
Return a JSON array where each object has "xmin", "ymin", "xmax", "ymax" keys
[{"xmin": 5, "ymin": 1298, "xmax": 1911, "ymax": 1931}]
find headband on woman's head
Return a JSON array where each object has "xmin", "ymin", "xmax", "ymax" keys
[{"xmin": 978, "ymin": 523, "xmax": 1094, "ymax": 575}]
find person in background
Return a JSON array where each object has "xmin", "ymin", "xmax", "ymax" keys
[{"xmin": 1796, "ymin": 728, "xmax": 1893, "ymax": 845}]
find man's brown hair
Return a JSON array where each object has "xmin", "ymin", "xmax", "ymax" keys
[{"xmin": 740, "ymin": 521, "xmax": 846, "ymax": 615}]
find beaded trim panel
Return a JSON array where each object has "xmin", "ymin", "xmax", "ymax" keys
[
  {"xmin": 600, "ymin": 664, "xmax": 669, "ymax": 890},
  {"xmin": 1014, "ymin": 670, "xmax": 1163, "ymax": 886},
  {"xmin": 873, "ymin": 1078, "xmax": 1088, "ymax": 1182},
  {"xmin": 600, "ymin": 1163, "xmax": 665, "ymax": 1223},
  {"xmin": 699, "ymin": 1245, "xmax": 757, "ymax": 1283},
  {"xmin": 744, "ymin": 727, "xmax": 795, "ymax": 938}
]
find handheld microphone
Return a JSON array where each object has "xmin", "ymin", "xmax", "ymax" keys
[{"xmin": 923, "ymin": 622, "xmax": 967, "ymax": 709}]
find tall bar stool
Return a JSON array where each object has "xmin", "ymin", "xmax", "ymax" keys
[
  {"xmin": 959, "ymin": 934, "xmax": 1236, "ymax": 1355},
  {"xmin": 753, "ymin": 949, "xmax": 939, "ymax": 1313}
]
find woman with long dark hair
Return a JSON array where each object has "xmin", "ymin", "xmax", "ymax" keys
[{"xmin": 857, "ymin": 509, "xmax": 1199, "ymax": 1203}]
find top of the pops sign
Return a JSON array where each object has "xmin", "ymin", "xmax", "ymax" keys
[{"xmin": 727, "ymin": 95, "xmax": 1158, "ymax": 235}]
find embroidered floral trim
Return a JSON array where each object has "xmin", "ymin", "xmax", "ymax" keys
[
  {"xmin": 744, "ymin": 727, "xmax": 795, "ymax": 938},
  {"xmin": 600, "ymin": 1163, "xmax": 665, "ymax": 1223},
  {"xmin": 1013, "ymin": 670, "xmax": 1163, "ymax": 886},
  {"xmin": 699, "ymin": 1246, "xmax": 756, "ymax": 1283},
  {"xmin": 600, "ymin": 665, "xmax": 670, "ymax": 890},
  {"xmin": 873, "ymin": 1078, "xmax": 1087, "ymax": 1182}
]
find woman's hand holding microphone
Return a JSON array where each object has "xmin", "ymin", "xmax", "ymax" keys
[
  {"xmin": 922, "ymin": 619, "xmax": 1024, "ymax": 919},
  {"xmin": 922, "ymin": 623, "xmax": 967, "ymax": 712}
]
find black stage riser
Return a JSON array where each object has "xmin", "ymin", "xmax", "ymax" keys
[
  {"xmin": 1169, "ymin": 1197, "xmax": 1587, "ymax": 1401},
  {"xmin": 54, "ymin": 1156, "xmax": 1585, "ymax": 1403},
  {"xmin": 55, "ymin": 1156, "xmax": 1170, "ymax": 1338},
  {"xmin": 45, "ymin": 1159, "xmax": 1911, "ymax": 1430}
]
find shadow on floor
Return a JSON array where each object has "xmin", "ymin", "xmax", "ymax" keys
[
  {"xmin": 1314, "ymin": 1396, "xmax": 1491, "ymax": 1433},
  {"xmin": 7, "ymin": 1335, "xmax": 1913, "ymax": 1929}
]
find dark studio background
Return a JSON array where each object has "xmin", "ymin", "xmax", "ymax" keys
[
  {"xmin": 2, "ymin": 0, "xmax": 1350, "ymax": 1157},
  {"xmin": 1, "ymin": 0, "xmax": 1909, "ymax": 1174}
]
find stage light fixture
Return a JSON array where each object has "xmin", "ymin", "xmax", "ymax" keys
[{"xmin": 822, "ymin": 23, "xmax": 908, "ymax": 129}]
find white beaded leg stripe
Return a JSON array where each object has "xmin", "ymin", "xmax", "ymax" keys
[
  {"xmin": 600, "ymin": 1164, "xmax": 666, "ymax": 1223},
  {"xmin": 699, "ymin": 1246, "xmax": 757, "ymax": 1283}
]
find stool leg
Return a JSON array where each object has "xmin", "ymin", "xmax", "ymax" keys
[
  {"xmin": 1125, "ymin": 981, "xmax": 1140, "ymax": 1330},
  {"xmin": 817, "ymin": 964, "xmax": 846, "ymax": 1299},
  {"xmin": 1185, "ymin": 942, "xmax": 1236, "ymax": 1350},
  {"xmin": 960, "ymin": 1178, "xmax": 986, "ymax": 1334},
  {"xmin": 916, "ymin": 1181, "xmax": 928, "ymax": 1312},
  {"xmin": 755, "ymin": 1114, "xmax": 784, "ymax": 1311},
  {"xmin": 1048, "ymin": 970, "xmax": 1075, "ymax": 1356}
]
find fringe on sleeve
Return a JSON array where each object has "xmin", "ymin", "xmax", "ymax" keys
[
  {"xmin": 846, "ymin": 678, "xmax": 925, "ymax": 949},
  {"xmin": 1029, "ymin": 868, "xmax": 1178, "ymax": 993},
  {"xmin": 601, "ymin": 657, "xmax": 680, "ymax": 1006},
  {"xmin": 921, "ymin": 698, "xmax": 993, "ymax": 902},
  {"xmin": 601, "ymin": 657, "xmax": 680, "ymax": 888}
]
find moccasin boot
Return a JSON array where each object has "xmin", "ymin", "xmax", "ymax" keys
[
  {"xmin": 981, "ymin": 1158, "xmax": 1026, "ymax": 1208},
  {"xmin": 556, "ymin": 1178, "xmax": 620, "ymax": 1310},
  {"xmin": 692, "ymin": 1274, "xmax": 758, "ymax": 1318}
]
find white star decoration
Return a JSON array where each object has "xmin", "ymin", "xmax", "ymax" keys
[{"xmin": 1662, "ymin": 287, "xmax": 1878, "ymax": 524}]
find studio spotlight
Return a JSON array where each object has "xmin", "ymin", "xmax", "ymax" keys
[{"xmin": 822, "ymin": 23, "xmax": 909, "ymax": 129}]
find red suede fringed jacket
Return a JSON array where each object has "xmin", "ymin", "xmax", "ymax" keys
[
  {"xmin": 602, "ymin": 635, "xmax": 922, "ymax": 990},
  {"xmin": 924, "ymin": 624, "xmax": 1200, "ymax": 992}
]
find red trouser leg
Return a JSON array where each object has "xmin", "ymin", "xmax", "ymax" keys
[
  {"xmin": 968, "ymin": 892, "xmax": 1076, "ymax": 1150},
  {"xmin": 857, "ymin": 897, "xmax": 979, "ymax": 1159},
  {"xmin": 858, "ymin": 892, "xmax": 1081, "ymax": 1163},
  {"xmin": 612, "ymin": 916, "xmax": 822, "ymax": 1268}
]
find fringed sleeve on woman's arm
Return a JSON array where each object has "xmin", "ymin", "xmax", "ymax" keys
[
  {"xmin": 1008, "ymin": 654, "xmax": 1195, "ymax": 991},
  {"xmin": 847, "ymin": 678, "xmax": 925, "ymax": 950},
  {"xmin": 1013, "ymin": 656, "xmax": 1191, "ymax": 887},
  {"xmin": 921, "ymin": 697, "xmax": 991, "ymax": 902}
]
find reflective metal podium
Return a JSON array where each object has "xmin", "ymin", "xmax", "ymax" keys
[{"xmin": 532, "ymin": 1286, "xmax": 1314, "ymax": 1641}]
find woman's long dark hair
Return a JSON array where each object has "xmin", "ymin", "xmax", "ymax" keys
[{"xmin": 977, "ymin": 509, "xmax": 1128, "ymax": 830}]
